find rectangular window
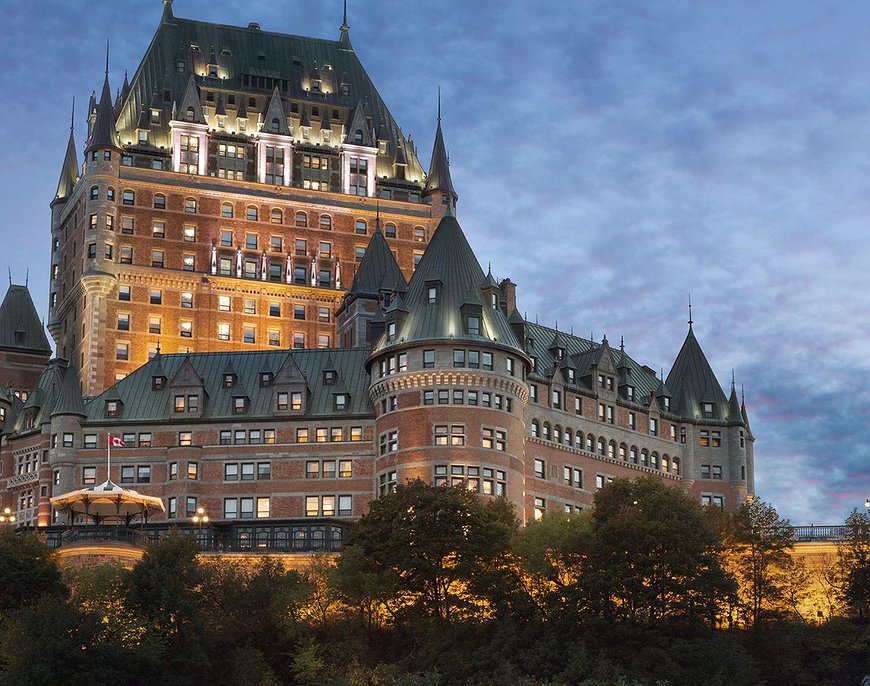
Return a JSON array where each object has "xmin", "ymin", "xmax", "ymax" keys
[
  {"xmin": 187, "ymin": 462, "xmax": 198, "ymax": 480},
  {"xmin": 380, "ymin": 430, "xmax": 398, "ymax": 455},
  {"xmin": 178, "ymin": 431, "xmax": 192, "ymax": 446},
  {"xmin": 224, "ymin": 498, "xmax": 238, "ymax": 519},
  {"xmin": 534, "ymin": 458, "xmax": 545, "ymax": 479}
]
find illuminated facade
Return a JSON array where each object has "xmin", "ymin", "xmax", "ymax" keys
[{"xmin": 0, "ymin": 2, "xmax": 755, "ymax": 542}]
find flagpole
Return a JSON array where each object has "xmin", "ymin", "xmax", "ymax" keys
[{"xmin": 107, "ymin": 432, "xmax": 111, "ymax": 481}]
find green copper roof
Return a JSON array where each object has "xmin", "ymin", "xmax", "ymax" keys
[
  {"xmin": 84, "ymin": 348, "xmax": 374, "ymax": 422},
  {"xmin": 665, "ymin": 325, "xmax": 731, "ymax": 421},
  {"xmin": 373, "ymin": 214, "xmax": 523, "ymax": 356},
  {"xmin": 0, "ymin": 285, "xmax": 51, "ymax": 355},
  {"xmin": 114, "ymin": 9, "xmax": 424, "ymax": 182},
  {"xmin": 344, "ymin": 226, "xmax": 407, "ymax": 299},
  {"xmin": 51, "ymin": 365, "xmax": 87, "ymax": 418}
]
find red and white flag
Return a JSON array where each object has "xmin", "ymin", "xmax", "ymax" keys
[{"xmin": 109, "ymin": 435, "xmax": 126, "ymax": 448}]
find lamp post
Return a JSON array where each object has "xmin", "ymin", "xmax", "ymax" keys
[
  {"xmin": 864, "ymin": 498, "xmax": 869, "ymax": 510},
  {"xmin": 192, "ymin": 506, "xmax": 209, "ymax": 549},
  {"xmin": 0, "ymin": 507, "xmax": 16, "ymax": 532}
]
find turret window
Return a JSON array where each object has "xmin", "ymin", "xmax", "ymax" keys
[
  {"xmin": 90, "ymin": 186, "xmax": 99, "ymax": 199},
  {"xmin": 466, "ymin": 316, "xmax": 481, "ymax": 336},
  {"xmin": 701, "ymin": 402, "xmax": 715, "ymax": 418}
]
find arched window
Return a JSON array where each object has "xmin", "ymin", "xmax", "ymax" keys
[
  {"xmin": 185, "ymin": 106, "xmax": 195, "ymax": 122},
  {"xmin": 650, "ymin": 452, "xmax": 659, "ymax": 470},
  {"xmin": 122, "ymin": 189, "xmax": 135, "ymax": 206},
  {"xmin": 608, "ymin": 440, "xmax": 616, "ymax": 459},
  {"xmin": 107, "ymin": 187, "xmax": 115, "ymax": 201},
  {"xmin": 597, "ymin": 437, "xmax": 606, "ymax": 456},
  {"xmin": 221, "ymin": 203, "xmax": 234, "ymax": 218},
  {"xmin": 542, "ymin": 423, "xmax": 551, "ymax": 441},
  {"xmin": 184, "ymin": 197, "xmax": 197, "ymax": 213},
  {"xmin": 90, "ymin": 185, "xmax": 99, "ymax": 200},
  {"xmin": 565, "ymin": 428, "xmax": 573, "ymax": 446},
  {"xmin": 630, "ymin": 446, "xmax": 638, "ymax": 464},
  {"xmin": 271, "ymin": 117, "xmax": 280, "ymax": 133},
  {"xmin": 553, "ymin": 425, "xmax": 561, "ymax": 444},
  {"xmin": 640, "ymin": 449, "xmax": 649, "ymax": 467},
  {"xmin": 153, "ymin": 193, "xmax": 166, "ymax": 210},
  {"xmin": 672, "ymin": 457, "xmax": 681, "ymax": 475},
  {"xmin": 270, "ymin": 208, "xmax": 283, "ymax": 224},
  {"xmin": 586, "ymin": 434, "xmax": 594, "ymax": 452},
  {"xmin": 619, "ymin": 444, "xmax": 627, "ymax": 461},
  {"xmin": 319, "ymin": 215, "xmax": 332, "ymax": 231},
  {"xmin": 295, "ymin": 211, "xmax": 308, "ymax": 227},
  {"xmin": 384, "ymin": 222, "xmax": 397, "ymax": 238},
  {"xmin": 355, "ymin": 219, "xmax": 367, "ymax": 235},
  {"xmin": 246, "ymin": 206, "xmax": 258, "ymax": 221},
  {"xmin": 530, "ymin": 420, "xmax": 540, "ymax": 438},
  {"xmin": 574, "ymin": 431, "xmax": 583, "ymax": 449},
  {"xmin": 662, "ymin": 455, "xmax": 670, "ymax": 473}
]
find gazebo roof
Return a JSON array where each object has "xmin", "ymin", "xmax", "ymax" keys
[{"xmin": 50, "ymin": 479, "xmax": 164, "ymax": 520}]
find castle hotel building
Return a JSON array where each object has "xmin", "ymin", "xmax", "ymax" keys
[{"xmin": 0, "ymin": 1, "xmax": 755, "ymax": 548}]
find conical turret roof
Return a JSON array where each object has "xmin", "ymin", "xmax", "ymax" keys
[
  {"xmin": 85, "ymin": 64, "xmax": 120, "ymax": 154},
  {"xmin": 54, "ymin": 103, "xmax": 79, "ymax": 204},
  {"xmin": 345, "ymin": 226, "xmax": 407, "ymax": 298},
  {"xmin": 666, "ymin": 325, "xmax": 728, "ymax": 420},
  {"xmin": 372, "ymin": 214, "xmax": 523, "ymax": 355},
  {"xmin": 51, "ymin": 366, "xmax": 86, "ymax": 418},
  {"xmin": 424, "ymin": 113, "xmax": 457, "ymax": 202}
]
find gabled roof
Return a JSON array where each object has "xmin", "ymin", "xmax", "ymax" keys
[
  {"xmin": 10, "ymin": 361, "xmax": 68, "ymax": 432},
  {"xmin": 344, "ymin": 227, "xmax": 407, "ymax": 299},
  {"xmin": 372, "ymin": 214, "xmax": 523, "ymax": 355},
  {"xmin": 665, "ymin": 325, "xmax": 729, "ymax": 421},
  {"xmin": 261, "ymin": 86, "xmax": 289, "ymax": 134},
  {"xmin": 84, "ymin": 349, "xmax": 373, "ymax": 421},
  {"xmin": 176, "ymin": 74, "xmax": 206, "ymax": 124},
  {"xmin": 0, "ymin": 285, "xmax": 51, "ymax": 355},
  {"xmin": 344, "ymin": 101, "xmax": 373, "ymax": 147}
]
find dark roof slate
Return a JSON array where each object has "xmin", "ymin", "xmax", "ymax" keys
[
  {"xmin": 424, "ymin": 116, "xmax": 457, "ymax": 201},
  {"xmin": 84, "ymin": 348, "xmax": 373, "ymax": 422},
  {"xmin": 665, "ymin": 325, "xmax": 731, "ymax": 421},
  {"xmin": 345, "ymin": 227, "xmax": 407, "ymax": 299},
  {"xmin": 0, "ymin": 285, "xmax": 51, "ymax": 355},
  {"xmin": 85, "ymin": 72, "xmax": 120, "ymax": 153},
  {"xmin": 54, "ymin": 111, "xmax": 79, "ymax": 203}
]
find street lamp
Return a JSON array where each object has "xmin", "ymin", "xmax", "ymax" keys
[
  {"xmin": 864, "ymin": 498, "xmax": 869, "ymax": 510},
  {"xmin": 192, "ymin": 506, "xmax": 209, "ymax": 548},
  {"xmin": 0, "ymin": 507, "xmax": 16, "ymax": 531}
]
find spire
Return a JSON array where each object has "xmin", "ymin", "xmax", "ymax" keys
[
  {"xmin": 162, "ymin": 0, "xmax": 174, "ymax": 23},
  {"xmin": 688, "ymin": 293, "xmax": 693, "ymax": 328},
  {"xmin": 85, "ymin": 44, "xmax": 120, "ymax": 154},
  {"xmin": 728, "ymin": 376, "xmax": 742, "ymax": 423},
  {"xmin": 54, "ymin": 99, "xmax": 79, "ymax": 204},
  {"xmin": 423, "ymin": 91, "xmax": 458, "ymax": 209},
  {"xmin": 339, "ymin": 0, "xmax": 353, "ymax": 50},
  {"xmin": 51, "ymin": 366, "xmax": 87, "ymax": 418}
]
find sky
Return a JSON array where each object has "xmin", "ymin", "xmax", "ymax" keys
[{"xmin": 1, "ymin": 0, "xmax": 868, "ymax": 525}]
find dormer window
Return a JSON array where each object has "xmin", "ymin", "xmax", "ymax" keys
[
  {"xmin": 208, "ymin": 64, "xmax": 218, "ymax": 77},
  {"xmin": 701, "ymin": 402, "xmax": 715, "ymax": 418},
  {"xmin": 334, "ymin": 393, "xmax": 348, "ymax": 411},
  {"xmin": 259, "ymin": 372, "xmax": 273, "ymax": 387},
  {"xmin": 311, "ymin": 80, "xmax": 321, "ymax": 93},
  {"xmin": 626, "ymin": 386, "xmax": 635, "ymax": 401},
  {"xmin": 554, "ymin": 347, "xmax": 564, "ymax": 361},
  {"xmin": 662, "ymin": 397, "xmax": 670, "ymax": 412},
  {"xmin": 323, "ymin": 370, "xmax": 336, "ymax": 385},
  {"xmin": 106, "ymin": 400, "xmax": 121, "ymax": 418},
  {"xmin": 233, "ymin": 397, "xmax": 248, "ymax": 414},
  {"xmin": 387, "ymin": 321, "xmax": 397, "ymax": 342},
  {"xmin": 223, "ymin": 374, "xmax": 236, "ymax": 389},
  {"xmin": 152, "ymin": 376, "xmax": 165, "ymax": 391},
  {"xmin": 270, "ymin": 118, "xmax": 280, "ymax": 133},
  {"xmin": 467, "ymin": 316, "xmax": 481, "ymax": 336},
  {"xmin": 566, "ymin": 369, "xmax": 575, "ymax": 383},
  {"xmin": 150, "ymin": 109, "xmax": 160, "ymax": 124}
]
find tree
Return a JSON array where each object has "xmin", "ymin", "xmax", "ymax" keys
[
  {"xmin": 126, "ymin": 529, "xmax": 208, "ymax": 684},
  {"xmin": 838, "ymin": 509, "xmax": 870, "ymax": 620},
  {"xmin": 723, "ymin": 497, "xmax": 795, "ymax": 628},
  {"xmin": 582, "ymin": 478, "xmax": 734, "ymax": 625},
  {"xmin": 0, "ymin": 532, "xmax": 66, "ymax": 617},
  {"xmin": 345, "ymin": 479, "xmax": 518, "ymax": 624}
]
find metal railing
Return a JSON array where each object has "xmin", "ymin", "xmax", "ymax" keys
[
  {"xmin": 791, "ymin": 525, "xmax": 847, "ymax": 542},
  {"xmin": 55, "ymin": 527, "xmax": 151, "ymax": 547}
]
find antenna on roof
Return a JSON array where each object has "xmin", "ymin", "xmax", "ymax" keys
[
  {"xmin": 688, "ymin": 293, "xmax": 693, "ymax": 327},
  {"xmin": 25, "ymin": 269, "xmax": 28, "ymax": 288}
]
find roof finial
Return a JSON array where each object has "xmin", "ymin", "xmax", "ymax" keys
[
  {"xmin": 7, "ymin": 267, "xmax": 10, "ymax": 286},
  {"xmin": 70, "ymin": 97, "xmax": 75, "ymax": 131},
  {"xmin": 437, "ymin": 87, "xmax": 442, "ymax": 123},
  {"xmin": 343, "ymin": 0, "xmax": 348, "ymax": 28},
  {"xmin": 741, "ymin": 383, "xmax": 745, "ymax": 405},
  {"xmin": 375, "ymin": 200, "xmax": 381, "ymax": 230},
  {"xmin": 731, "ymin": 368, "xmax": 736, "ymax": 390},
  {"xmin": 156, "ymin": 340, "xmax": 161, "ymax": 354},
  {"xmin": 688, "ymin": 293, "xmax": 693, "ymax": 327},
  {"xmin": 620, "ymin": 335, "xmax": 625, "ymax": 352},
  {"xmin": 555, "ymin": 320, "xmax": 559, "ymax": 331},
  {"xmin": 105, "ymin": 39, "xmax": 110, "ymax": 77},
  {"xmin": 25, "ymin": 269, "xmax": 28, "ymax": 288}
]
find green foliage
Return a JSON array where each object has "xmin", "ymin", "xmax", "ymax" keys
[
  {"xmin": 838, "ymin": 509, "xmax": 870, "ymax": 620},
  {"xmin": 346, "ymin": 479, "xmax": 518, "ymax": 623},
  {"xmin": 724, "ymin": 498, "xmax": 795, "ymax": 628},
  {"xmin": 0, "ymin": 532, "xmax": 66, "ymax": 616}
]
